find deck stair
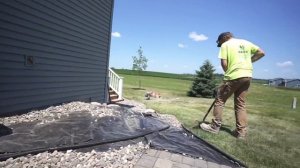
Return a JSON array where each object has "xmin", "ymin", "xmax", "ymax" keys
[{"xmin": 108, "ymin": 68, "xmax": 124, "ymax": 103}]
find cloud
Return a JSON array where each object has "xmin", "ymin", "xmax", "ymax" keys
[
  {"xmin": 111, "ymin": 32, "xmax": 121, "ymax": 38},
  {"xmin": 276, "ymin": 61, "xmax": 293, "ymax": 68},
  {"xmin": 189, "ymin": 32, "xmax": 208, "ymax": 42},
  {"xmin": 178, "ymin": 43, "xmax": 187, "ymax": 48}
]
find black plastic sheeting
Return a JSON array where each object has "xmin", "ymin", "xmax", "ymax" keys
[
  {"xmin": 0, "ymin": 106, "xmax": 245, "ymax": 167},
  {"xmin": 146, "ymin": 127, "xmax": 245, "ymax": 167},
  {"xmin": 0, "ymin": 107, "xmax": 169, "ymax": 160}
]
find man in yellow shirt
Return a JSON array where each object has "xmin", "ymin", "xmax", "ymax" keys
[{"xmin": 200, "ymin": 32, "xmax": 265, "ymax": 139}]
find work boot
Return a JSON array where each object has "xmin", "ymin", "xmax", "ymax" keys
[
  {"xmin": 231, "ymin": 129, "xmax": 246, "ymax": 140},
  {"xmin": 200, "ymin": 123, "xmax": 220, "ymax": 134}
]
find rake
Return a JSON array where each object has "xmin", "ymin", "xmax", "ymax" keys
[{"xmin": 192, "ymin": 99, "xmax": 216, "ymax": 128}]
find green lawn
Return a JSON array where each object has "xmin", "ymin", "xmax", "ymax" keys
[{"xmin": 119, "ymin": 73, "xmax": 300, "ymax": 168}]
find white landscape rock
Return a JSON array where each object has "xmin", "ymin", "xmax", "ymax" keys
[{"xmin": 145, "ymin": 109, "xmax": 155, "ymax": 113}]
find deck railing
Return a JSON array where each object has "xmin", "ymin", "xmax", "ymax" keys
[{"xmin": 108, "ymin": 68, "xmax": 123, "ymax": 100}]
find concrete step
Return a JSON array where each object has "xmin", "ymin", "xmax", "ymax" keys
[
  {"xmin": 110, "ymin": 98, "xmax": 124, "ymax": 103},
  {"xmin": 109, "ymin": 87, "xmax": 123, "ymax": 103},
  {"xmin": 110, "ymin": 94, "xmax": 118, "ymax": 100}
]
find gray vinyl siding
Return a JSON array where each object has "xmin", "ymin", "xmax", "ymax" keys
[
  {"xmin": 286, "ymin": 80, "xmax": 300, "ymax": 88},
  {"xmin": 0, "ymin": 0, "xmax": 114, "ymax": 115},
  {"xmin": 268, "ymin": 78, "xmax": 285, "ymax": 87}
]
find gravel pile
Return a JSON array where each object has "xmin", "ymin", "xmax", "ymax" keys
[
  {"xmin": 0, "ymin": 102, "xmax": 117, "ymax": 126},
  {"xmin": 0, "ymin": 99, "xmax": 182, "ymax": 168},
  {"xmin": 117, "ymin": 100, "xmax": 182, "ymax": 128},
  {"xmin": 0, "ymin": 143, "xmax": 147, "ymax": 168}
]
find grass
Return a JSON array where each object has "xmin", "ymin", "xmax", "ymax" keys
[
  {"xmin": 113, "ymin": 68, "xmax": 195, "ymax": 81},
  {"xmin": 117, "ymin": 72, "xmax": 300, "ymax": 168}
]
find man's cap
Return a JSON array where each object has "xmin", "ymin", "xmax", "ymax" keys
[{"xmin": 217, "ymin": 32, "xmax": 233, "ymax": 47}]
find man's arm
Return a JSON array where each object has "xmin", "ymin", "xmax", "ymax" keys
[
  {"xmin": 221, "ymin": 59, "xmax": 227, "ymax": 72},
  {"xmin": 251, "ymin": 48, "xmax": 265, "ymax": 63}
]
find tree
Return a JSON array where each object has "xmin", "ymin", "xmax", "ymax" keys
[
  {"xmin": 132, "ymin": 46, "xmax": 148, "ymax": 88},
  {"xmin": 187, "ymin": 60, "xmax": 217, "ymax": 98}
]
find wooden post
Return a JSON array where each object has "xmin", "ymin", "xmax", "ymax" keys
[{"xmin": 292, "ymin": 97, "xmax": 297, "ymax": 109}]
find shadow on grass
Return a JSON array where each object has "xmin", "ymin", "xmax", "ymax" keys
[
  {"xmin": 131, "ymin": 88, "xmax": 146, "ymax": 90},
  {"xmin": 220, "ymin": 125, "xmax": 233, "ymax": 135}
]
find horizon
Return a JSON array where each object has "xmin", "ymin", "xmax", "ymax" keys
[{"xmin": 113, "ymin": 68, "xmax": 295, "ymax": 80}]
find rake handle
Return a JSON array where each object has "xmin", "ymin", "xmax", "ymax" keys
[{"xmin": 202, "ymin": 100, "xmax": 216, "ymax": 122}]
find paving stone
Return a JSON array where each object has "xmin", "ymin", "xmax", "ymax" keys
[
  {"xmin": 170, "ymin": 153, "xmax": 183, "ymax": 163},
  {"xmin": 134, "ymin": 165, "xmax": 148, "ymax": 168},
  {"xmin": 172, "ymin": 162, "xmax": 192, "ymax": 168},
  {"xmin": 145, "ymin": 149, "xmax": 159, "ymax": 157},
  {"xmin": 136, "ymin": 155, "xmax": 157, "ymax": 168},
  {"xmin": 195, "ymin": 159, "xmax": 208, "ymax": 168},
  {"xmin": 142, "ymin": 155, "xmax": 158, "ymax": 161},
  {"xmin": 207, "ymin": 161, "xmax": 221, "ymax": 168},
  {"xmin": 182, "ymin": 156, "xmax": 195, "ymax": 166},
  {"xmin": 154, "ymin": 158, "xmax": 173, "ymax": 168},
  {"xmin": 158, "ymin": 151, "xmax": 171, "ymax": 159}
]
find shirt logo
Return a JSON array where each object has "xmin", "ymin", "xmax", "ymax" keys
[{"xmin": 238, "ymin": 45, "xmax": 248, "ymax": 53}]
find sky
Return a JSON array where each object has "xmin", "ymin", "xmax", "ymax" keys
[{"xmin": 109, "ymin": 0, "xmax": 300, "ymax": 79}]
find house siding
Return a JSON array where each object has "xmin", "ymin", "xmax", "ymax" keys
[
  {"xmin": 286, "ymin": 80, "xmax": 300, "ymax": 88},
  {"xmin": 0, "ymin": 0, "xmax": 114, "ymax": 116},
  {"xmin": 268, "ymin": 78, "xmax": 285, "ymax": 87}
]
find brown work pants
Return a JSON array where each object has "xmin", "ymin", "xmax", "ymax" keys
[{"xmin": 212, "ymin": 77, "xmax": 251, "ymax": 135}]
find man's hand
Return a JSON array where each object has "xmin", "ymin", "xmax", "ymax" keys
[{"xmin": 252, "ymin": 48, "xmax": 265, "ymax": 62}]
